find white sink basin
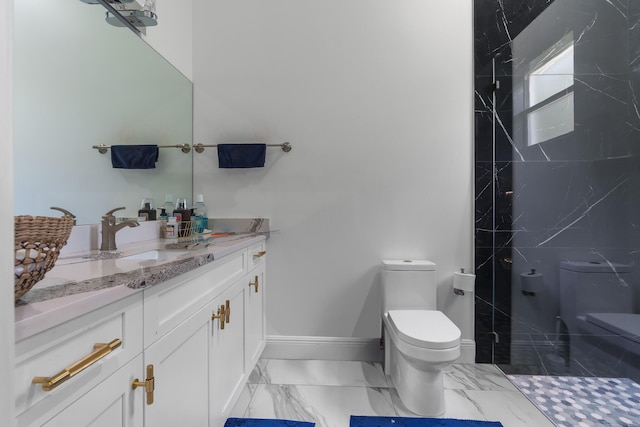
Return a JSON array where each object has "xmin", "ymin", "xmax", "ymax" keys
[{"xmin": 122, "ymin": 250, "xmax": 191, "ymax": 261}]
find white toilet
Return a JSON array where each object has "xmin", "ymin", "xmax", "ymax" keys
[{"xmin": 381, "ymin": 259, "xmax": 461, "ymax": 416}]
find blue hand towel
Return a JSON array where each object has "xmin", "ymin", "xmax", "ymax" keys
[
  {"xmin": 224, "ymin": 418, "xmax": 314, "ymax": 427},
  {"xmin": 217, "ymin": 144, "xmax": 266, "ymax": 168},
  {"xmin": 110, "ymin": 144, "xmax": 159, "ymax": 169}
]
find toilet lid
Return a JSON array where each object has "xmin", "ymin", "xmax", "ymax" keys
[
  {"xmin": 387, "ymin": 310, "xmax": 461, "ymax": 349},
  {"xmin": 585, "ymin": 313, "xmax": 640, "ymax": 345}
]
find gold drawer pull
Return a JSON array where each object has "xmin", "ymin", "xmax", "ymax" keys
[
  {"xmin": 249, "ymin": 275, "xmax": 259, "ymax": 293},
  {"xmin": 212, "ymin": 305, "xmax": 226, "ymax": 329},
  {"xmin": 253, "ymin": 251, "xmax": 266, "ymax": 258},
  {"xmin": 225, "ymin": 299, "xmax": 231, "ymax": 323},
  {"xmin": 132, "ymin": 364, "xmax": 155, "ymax": 405},
  {"xmin": 32, "ymin": 338, "xmax": 122, "ymax": 392}
]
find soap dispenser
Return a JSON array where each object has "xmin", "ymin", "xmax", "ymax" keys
[{"xmin": 138, "ymin": 197, "xmax": 156, "ymax": 221}]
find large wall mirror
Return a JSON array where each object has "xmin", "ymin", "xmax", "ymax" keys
[{"xmin": 14, "ymin": 0, "xmax": 193, "ymax": 225}]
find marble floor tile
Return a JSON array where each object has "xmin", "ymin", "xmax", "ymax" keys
[
  {"xmin": 229, "ymin": 360, "xmax": 553, "ymax": 427},
  {"xmin": 247, "ymin": 359, "xmax": 269, "ymax": 384},
  {"xmin": 389, "ymin": 386, "xmax": 553, "ymax": 426},
  {"xmin": 390, "ymin": 388, "xmax": 487, "ymax": 421},
  {"xmin": 259, "ymin": 359, "xmax": 388, "ymax": 387},
  {"xmin": 444, "ymin": 363, "xmax": 519, "ymax": 392},
  {"xmin": 461, "ymin": 390, "xmax": 555, "ymax": 427},
  {"xmin": 228, "ymin": 383, "xmax": 257, "ymax": 418},
  {"xmin": 244, "ymin": 384, "xmax": 396, "ymax": 427}
]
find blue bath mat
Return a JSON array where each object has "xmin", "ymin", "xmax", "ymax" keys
[
  {"xmin": 224, "ymin": 418, "xmax": 314, "ymax": 427},
  {"xmin": 350, "ymin": 416, "xmax": 503, "ymax": 427}
]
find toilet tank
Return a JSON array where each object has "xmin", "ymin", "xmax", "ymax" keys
[
  {"xmin": 381, "ymin": 260, "xmax": 437, "ymax": 312},
  {"xmin": 559, "ymin": 261, "xmax": 632, "ymax": 330}
]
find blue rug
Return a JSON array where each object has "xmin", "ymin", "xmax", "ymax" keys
[
  {"xmin": 224, "ymin": 418, "xmax": 314, "ymax": 427},
  {"xmin": 350, "ymin": 416, "xmax": 503, "ymax": 427}
]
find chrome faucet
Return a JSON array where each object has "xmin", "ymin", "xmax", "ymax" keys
[{"xmin": 100, "ymin": 207, "xmax": 139, "ymax": 251}]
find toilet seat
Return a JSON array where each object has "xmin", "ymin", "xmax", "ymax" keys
[{"xmin": 387, "ymin": 310, "xmax": 461, "ymax": 349}]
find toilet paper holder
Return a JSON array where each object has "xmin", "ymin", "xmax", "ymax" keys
[{"xmin": 453, "ymin": 268, "xmax": 475, "ymax": 296}]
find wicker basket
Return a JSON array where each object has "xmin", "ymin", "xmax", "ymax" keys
[{"xmin": 14, "ymin": 215, "xmax": 74, "ymax": 301}]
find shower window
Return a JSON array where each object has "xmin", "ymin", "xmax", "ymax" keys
[{"xmin": 524, "ymin": 36, "xmax": 575, "ymax": 146}]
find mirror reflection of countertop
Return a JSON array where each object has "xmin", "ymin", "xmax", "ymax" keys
[{"xmin": 15, "ymin": 234, "xmax": 265, "ymax": 341}]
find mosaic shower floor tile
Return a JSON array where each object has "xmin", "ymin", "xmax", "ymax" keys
[{"xmin": 508, "ymin": 375, "xmax": 640, "ymax": 427}]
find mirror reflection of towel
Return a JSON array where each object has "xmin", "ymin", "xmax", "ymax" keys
[
  {"xmin": 111, "ymin": 145, "xmax": 159, "ymax": 169},
  {"xmin": 217, "ymin": 144, "xmax": 266, "ymax": 168}
]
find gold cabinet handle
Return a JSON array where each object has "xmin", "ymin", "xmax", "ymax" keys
[
  {"xmin": 212, "ymin": 305, "xmax": 226, "ymax": 329},
  {"xmin": 32, "ymin": 339, "xmax": 122, "ymax": 392},
  {"xmin": 132, "ymin": 364, "xmax": 155, "ymax": 405},
  {"xmin": 225, "ymin": 299, "xmax": 231, "ymax": 324},
  {"xmin": 249, "ymin": 275, "xmax": 259, "ymax": 293},
  {"xmin": 253, "ymin": 251, "xmax": 266, "ymax": 258}
]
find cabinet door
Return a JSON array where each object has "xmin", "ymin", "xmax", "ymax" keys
[
  {"xmin": 144, "ymin": 303, "xmax": 212, "ymax": 427},
  {"xmin": 245, "ymin": 264, "xmax": 265, "ymax": 371},
  {"xmin": 210, "ymin": 281, "xmax": 245, "ymax": 426},
  {"xmin": 39, "ymin": 354, "xmax": 143, "ymax": 427}
]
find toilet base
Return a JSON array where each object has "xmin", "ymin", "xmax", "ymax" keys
[{"xmin": 386, "ymin": 334, "xmax": 453, "ymax": 417}]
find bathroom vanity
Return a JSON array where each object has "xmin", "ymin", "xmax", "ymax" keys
[{"xmin": 14, "ymin": 235, "xmax": 267, "ymax": 427}]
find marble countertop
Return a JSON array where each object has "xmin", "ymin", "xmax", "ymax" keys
[{"xmin": 15, "ymin": 233, "xmax": 265, "ymax": 341}]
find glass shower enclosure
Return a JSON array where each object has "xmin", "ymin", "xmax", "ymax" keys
[{"xmin": 474, "ymin": 0, "xmax": 640, "ymax": 382}]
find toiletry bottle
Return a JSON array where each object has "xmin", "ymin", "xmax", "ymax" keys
[
  {"xmin": 173, "ymin": 197, "xmax": 191, "ymax": 237},
  {"xmin": 193, "ymin": 194, "xmax": 208, "ymax": 234},
  {"xmin": 138, "ymin": 197, "xmax": 156, "ymax": 221},
  {"xmin": 164, "ymin": 217, "xmax": 178, "ymax": 238}
]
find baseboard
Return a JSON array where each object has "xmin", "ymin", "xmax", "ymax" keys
[
  {"xmin": 263, "ymin": 335, "xmax": 477, "ymax": 363},
  {"xmin": 263, "ymin": 336, "xmax": 383, "ymax": 361},
  {"xmin": 459, "ymin": 338, "xmax": 476, "ymax": 364}
]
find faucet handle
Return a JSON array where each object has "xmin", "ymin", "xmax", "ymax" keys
[{"xmin": 103, "ymin": 206, "xmax": 126, "ymax": 218}]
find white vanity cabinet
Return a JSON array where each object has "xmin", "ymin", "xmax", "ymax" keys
[
  {"xmin": 245, "ymin": 241, "xmax": 267, "ymax": 372},
  {"xmin": 37, "ymin": 354, "xmax": 144, "ymax": 427},
  {"xmin": 209, "ymin": 242, "xmax": 267, "ymax": 425},
  {"xmin": 15, "ymin": 293, "xmax": 144, "ymax": 427},
  {"xmin": 210, "ymin": 279, "xmax": 246, "ymax": 426},
  {"xmin": 15, "ymin": 239, "xmax": 267, "ymax": 427},
  {"xmin": 142, "ymin": 249, "xmax": 249, "ymax": 426},
  {"xmin": 143, "ymin": 302, "xmax": 212, "ymax": 427}
]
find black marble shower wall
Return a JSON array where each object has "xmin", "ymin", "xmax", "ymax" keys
[{"xmin": 474, "ymin": 0, "xmax": 640, "ymax": 374}]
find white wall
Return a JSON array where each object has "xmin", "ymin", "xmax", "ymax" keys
[
  {"xmin": 1, "ymin": 0, "xmax": 15, "ymax": 423},
  {"xmin": 193, "ymin": 0, "xmax": 473, "ymax": 340}
]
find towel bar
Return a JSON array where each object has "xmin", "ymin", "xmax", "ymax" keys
[
  {"xmin": 194, "ymin": 142, "xmax": 292, "ymax": 154},
  {"xmin": 92, "ymin": 144, "xmax": 191, "ymax": 154}
]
